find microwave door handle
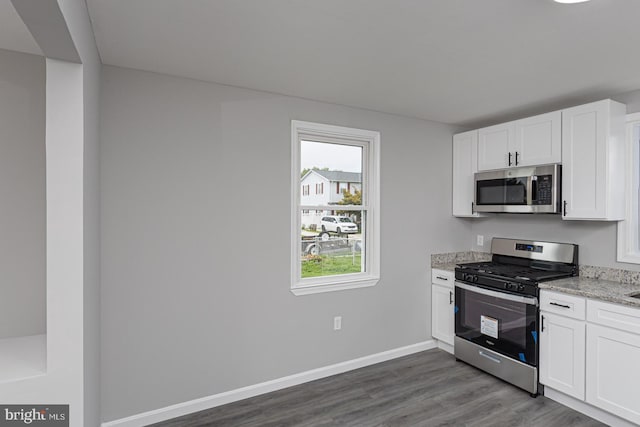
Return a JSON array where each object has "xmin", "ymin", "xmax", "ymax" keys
[
  {"xmin": 531, "ymin": 178, "xmax": 538, "ymax": 203},
  {"xmin": 526, "ymin": 177, "xmax": 533, "ymax": 205}
]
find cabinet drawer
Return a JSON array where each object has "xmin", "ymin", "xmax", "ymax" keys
[
  {"xmin": 540, "ymin": 290, "xmax": 586, "ymax": 320},
  {"xmin": 587, "ymin": 299, "xmax": 640, "ymax": 335},
  {"xmin": 432, "ymin": 269, "xmax": 454, "ymax": 288}
]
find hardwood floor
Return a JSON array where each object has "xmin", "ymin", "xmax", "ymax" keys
[{"xmin": 151, "ymin": 349, "xmax": 604, "ymax": 427}]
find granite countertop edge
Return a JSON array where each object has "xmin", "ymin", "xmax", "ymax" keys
[
  {"xmin": 539, "ymin": 277, "xmax": 640, "ymax": 309},
  {"xmin": 431, "ymin": 262, "xmax": 459, "ymax": 273},
  {"xmin": 431, "ymin": 251, "xmax": 491, "ymax": 273}
]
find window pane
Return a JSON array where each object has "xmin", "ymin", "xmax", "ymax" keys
[
  {"xmin": 300, "ymin": 141, "xmax": 362, "ymax": 206},
  {"xmin": 300, "ymin": 210, "xmax": 364, "ymax": 279}
]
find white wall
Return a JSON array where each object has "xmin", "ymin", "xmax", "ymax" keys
[
  {"xmin": 470, "ymin": 91, "xmax": 640, "ymax": 271},
  {"xmin": 99, "ymin": 65, "xmax": 469, "ymax": 422},
  {"xmin": 0, "ymin": 48, "xmax": 45, "ymax": 339}
]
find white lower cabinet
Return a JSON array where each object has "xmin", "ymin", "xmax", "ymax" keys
[
  {"xmin": 586, "ymin": 323, "xmax": 640, "ymax": 425},
  {"xmin": 539, "ymin": 312, "xmax": 585, "ymax": 400},
  {"xmin": 540, "ymin": 290, "xmax": 640, "ymax": 425},
  {"xmin": 431, "ymin": 269, "xmax": 454, "ymax": 349},
  {"xmin": 432, "ymin": 284, "xmax": 454, "ymax": 346}
]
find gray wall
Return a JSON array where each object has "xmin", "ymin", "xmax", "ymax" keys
[
  {"xmin": 83, "ymin": 54, "xmax": 102, "ymax": 427},
  {"xmin": 0, "ymin": 48, "xmax": 45, "ymax": 339},
  {"xmin": 470, "ymin": 215, "xmax": 640, "ymax": 271},
  {"xmin": 470, "ymin": 90, "xmax": 640, "ymax": 271},
  {"xmin": 613, "ymin": 89, "xmax": 640, "ymax": 116},
  {"xmin": 100, "ymin": 65, "xmax": 468, "ymax": 422},
  {"xmin": 59, "ymin": 0, "xmax": 104, "ymax": 423}
]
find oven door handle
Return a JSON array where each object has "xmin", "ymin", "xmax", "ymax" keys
[{"xmin": 455, "ymin": 281, "xmax": 539, "ymax": 306}]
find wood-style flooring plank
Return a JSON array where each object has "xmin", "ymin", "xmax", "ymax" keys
[{"xmin": 151, "ymin": 349, "xmax": 605, "ymax": 427}]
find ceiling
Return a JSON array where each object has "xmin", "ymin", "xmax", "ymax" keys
[
  {"xmin": 87, "ymin": 0, "xmax": 640, "ymax": 126},
  {"xmin": 0, "ymin": 1, "xmax": 41, "ymax": 56}
]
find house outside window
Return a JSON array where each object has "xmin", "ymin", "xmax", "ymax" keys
[
  {"xmin": 618, "ymin": 112, "xmax": 640, "ymax": 263},
  {"xmin": 291, "ymin": 120, "xmax": 380, "ymax": 295}
]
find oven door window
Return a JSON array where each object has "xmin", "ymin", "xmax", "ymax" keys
[
  {"xmin": 476, "ymin": 177, "xmax": 528, "ymax": 205},
  {"xmin": 455, "ymin": 284, "xmax": 538, "ymax": 366}
]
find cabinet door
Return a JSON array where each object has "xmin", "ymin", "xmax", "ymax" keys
[
  {"xmin": 514, "ymin": 111, "xmax": 561, "ymax": 167},
  {"xmin": 432, "ymin": 283, "xmax": 454, "ymax": 346},
  {"xmin": 453, "ymin": 131, "xmax": 482, "ymax": 217},
  {"xmin": 586, "ymin": 324, "xmax": 640, "ymax": 424},
  {"xmin": 562, "ymin": 102, "xmax": 607, "ymax": 219},
  {"xmin": 478, "ymin": 122, "xmax": 515, "ymax": 171},
  {"xmin": 539, "ymin": 312, "xmax": 585, "ymax": 400}
]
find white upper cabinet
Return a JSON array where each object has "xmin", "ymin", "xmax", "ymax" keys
[
  {"xmin": 561, "ymin": 99, "xmax": 626, "ymax": 221},
  {"xmin": 453, "ymin": 130, "xmax": 484, "ymax": 217},
  {"xmin": 478, "ymin": 111, "xmax": 561, "ymax": 171},
  {"xmin": 514, "ymin": 111, "xmax": 562, "ymax": 167},
  {"xmin": 478, "ymin": 122, "xmax": 515, "ymax": 171}
]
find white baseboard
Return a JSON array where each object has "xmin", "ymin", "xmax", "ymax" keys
[
  {"xmin": 102, "ymin": 340, "xmax": 437, "ymax": 427},
  {"xmin": 544, "ymin": 387, "xmax": 636, "ymax": 427}
]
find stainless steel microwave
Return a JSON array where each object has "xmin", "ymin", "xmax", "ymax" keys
[{"xmin": 474, "ymin": 164, "xmax": 561, "ymax": 214}]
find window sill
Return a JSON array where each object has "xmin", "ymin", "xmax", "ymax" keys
[
  {"xmin": 291, "ymin": 276, "xmax": 380, "ymax": 296},
  {"xmin": 617, "ymin": 252, "xmax": 640, "ymax": 265}
]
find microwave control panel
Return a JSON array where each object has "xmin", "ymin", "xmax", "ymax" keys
[{"xmin": 533, "ymin": 175, "xmax": 553, "ymax": 205}]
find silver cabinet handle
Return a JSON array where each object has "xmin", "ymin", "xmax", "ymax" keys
[{"xmin": 550, "ymin": 302, "xmax": 571, "ymax": 309}]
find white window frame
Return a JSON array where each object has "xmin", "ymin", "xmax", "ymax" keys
[
  {"xmin": 617, "ymin": 112, "xmax": 640, "ymax": 264},
  {"xmin": 291, "ymin": 120, "xmax": 380, "ymax": 295}
]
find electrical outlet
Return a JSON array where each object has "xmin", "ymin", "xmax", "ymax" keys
[
  {"xmin": 333, "ymin": 316, "xmax": 342, "ymax": 330},
  {"xmin": 477, "ymin": 235, "xmax": 484, "ymax": 247}
]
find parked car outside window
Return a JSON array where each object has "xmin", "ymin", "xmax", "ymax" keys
[{"xmin": 321, "ymin": 216, "xmax": 358, "ymax": 234}]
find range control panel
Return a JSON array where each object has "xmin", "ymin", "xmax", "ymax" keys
[{"xmin": 515, "ymin": 243, "xmax": 543, "ymax": 253}]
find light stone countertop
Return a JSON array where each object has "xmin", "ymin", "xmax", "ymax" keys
[
  {"xmin": 539, "ymin": 277, "xmax": 640, "ymax": 309},
  {"xmin": 431, "ymin": 262, "xmax": 459, "ymax": 273},
  {"xmin": 431, "ymin": 251, "xmax": 491, "ymax": 273}
]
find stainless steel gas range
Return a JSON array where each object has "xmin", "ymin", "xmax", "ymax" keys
[{"xmin": 454, "ymin": 238, "xmax": 578, "ymax": 396}]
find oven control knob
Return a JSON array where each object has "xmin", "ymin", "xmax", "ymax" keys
[
  {"xmin": 473, "ymin": 275, "xmax": 478, "ymax": 283},
  {"xmin": 518, "ymin": 284, "xmax": 525, "ymax": 292},
  {"xmin": 505, "ymin": 282, "xmax": 513, "ymax": 290}
]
